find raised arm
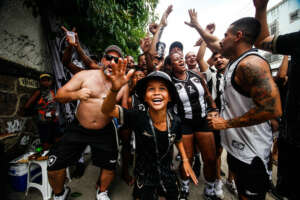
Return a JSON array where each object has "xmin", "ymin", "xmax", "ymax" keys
[
  {"xmin": 196, "ymin": 38, "xmax": 209, "ymax": 72},
  {"xmin": 185, "ymin": 9, "xmax": 221, "ymax": 52},
  {"xmin": 61, "ymin": 26, "xmax": 101, "ymax": 70},
  {"xmin": 149, "ymin": 5, "xmax": 173, "ymax": 56},
  {"xmin": 253, "ymin": 0, "xmax": 275, "ymax": 51},
  {"xmin": 101, "ymin": 59, "xmax": 134, "ymax": 118}
]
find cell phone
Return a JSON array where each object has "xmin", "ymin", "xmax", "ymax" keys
[{"xmin": 67, "ymin": 31, "xmax": 75, "ymax": 43}]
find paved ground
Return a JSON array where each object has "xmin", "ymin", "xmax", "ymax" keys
[{"xmin": 8, "ymin": 149, "xmax": 277, "ymax": 200}]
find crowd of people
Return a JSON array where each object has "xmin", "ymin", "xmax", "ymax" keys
[{"xmin": 24, "ymin": 0, "xmax": 299, "ymax": 200}]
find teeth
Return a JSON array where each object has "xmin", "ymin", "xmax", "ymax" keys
[{"xmin": 153, "ymin": 99, "xmax": 162, "ymax": 102}]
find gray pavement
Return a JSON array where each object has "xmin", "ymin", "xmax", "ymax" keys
[{"xmin": 8, "ymin": 150, "xmax": 277, "ymax": 200}]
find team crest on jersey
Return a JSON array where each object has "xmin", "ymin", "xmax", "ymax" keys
[
  {"xmin": 137, "ymin": 104, "xmax": 146, "ymax": 111},
  {"xmin": 232, "ymin": 140, "xmax": 245, "ymax": 151},
  {"xmin": 191, "ymin": 77, "xmax": 200, "ymax": 84},
  {"xmin": 175, "ymin": 83, "xmax": 183, "ymax": 90}
]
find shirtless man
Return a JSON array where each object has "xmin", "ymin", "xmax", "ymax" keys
[{"xmin": 47, "ymin": 45, "xmax": 128, "ymax": 200}]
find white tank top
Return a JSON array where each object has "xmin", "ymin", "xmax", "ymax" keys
[{"xmin": 220, "ymin": 49, "xmax": 272, "ymax": 168}]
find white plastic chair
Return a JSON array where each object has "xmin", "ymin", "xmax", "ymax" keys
[{"xmin": 25, "ymin": 160, "xmax": 71, "ymax": 200}]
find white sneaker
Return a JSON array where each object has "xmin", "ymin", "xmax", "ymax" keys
[
  {"xmin": 96, "ymin": 189, "xmax": 110, "ymax": 200},
  {"xmin": 53, "ymin": 186, "xmax": 70, "ymax": 200},
  {"xmin": 226, "ymin": 179, "xmax": 238, "ymax": 196},
  {"xmin": 214, "ymin": 180, "xmax": 224, "ymax": 199}
]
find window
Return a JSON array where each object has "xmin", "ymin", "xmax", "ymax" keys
[
  {"xmin": 269, "ymin": 20, "xmax": 278, "ymax": 35},
  {"xmin": 290, "ymin": 9, "xmax": 300, "ymax": 23}
]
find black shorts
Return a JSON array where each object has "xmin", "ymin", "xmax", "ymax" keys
[
  {"xmin": 47, "ymin": 118, "xmax": 118, "ymax": 171},
  {"xmin": 227, "ymin": 153, "xmax": 269, "ymax": 200},
  {"xmin": 181, "ymin": 117, "xmax": 211, "ymax": 135},
  {"xmin": 37, "ymin": 121, "xmax": 62, "ymax": 144},
  {"xmin": 132, "ymin": 180, "xmax": 179, "ymax": 200}
]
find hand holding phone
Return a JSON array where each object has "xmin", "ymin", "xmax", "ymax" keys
[{"xmin": 67, "ymin": 31, "xmax": 75, "ymax": 43}]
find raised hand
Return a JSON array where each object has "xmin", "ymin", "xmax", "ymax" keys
[
  {"xmin": 206, "ymin": 23, "xmax": 215, "ymax": 34},
  {"xmin": 160, "ymin": 5, "xmax": 173, "ymax": 27},
  {"xmin": 253, "ymin": 0, "xmax": 269, "ymax": 11},
  {"xmin": 61, "ymin": 26, "xmax": 78, "ymax": 47},
  {"xmin": 107, "ymin": 59, "xmax": 134, "ymax": 92},
  {"xmin": 140, "ymin": 36, "xmax": 152, "ymax": 53},
  {"xmin": 194, "ymin": 38, "xmax": 203, "ymax": 47},
  {"xmin": 149, "ymin": 23, "xmax": 159, "ymax": 35},
  {"xmin": 185, "ymin": 9, "xmax": 199, "ymax": 28},
  {"xmin": 77, "ymin": 88, "xmax": 92, "ymax": 101}
]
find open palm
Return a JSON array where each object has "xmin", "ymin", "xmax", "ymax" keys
[{"xmin": 107, "ymin": 59, "xmax": 134, "ymax": 91}]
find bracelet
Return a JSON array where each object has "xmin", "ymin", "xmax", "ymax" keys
[{"xmin": 110, "ymin": 88, "xmax": 119, "ymax": 93}]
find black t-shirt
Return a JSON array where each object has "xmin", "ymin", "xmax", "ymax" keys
[
  {"xmin": 274, "ymin": 31, "xmax": 300, "ymax": 146},
  {"xmin": 119, "ymin": 107, "xmax": 182, "ymax": 186}
]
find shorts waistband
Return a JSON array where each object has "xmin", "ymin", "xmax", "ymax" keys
[{"xmin": 71, "ymin": 117, "xmax": 115, "ymax": 136}]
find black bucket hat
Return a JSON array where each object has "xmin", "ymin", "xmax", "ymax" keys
[
  {"xmin": 169, "ymin": 41, "xmax": 183, "ymax": 53},
  {"xmin": 135, "ymin": 71, "xmax": 179, "ymax": 105}
]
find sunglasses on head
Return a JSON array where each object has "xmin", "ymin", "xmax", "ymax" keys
[{"xmin": 104, "ymin": 54, "xmax": 119, "ymax": 63}]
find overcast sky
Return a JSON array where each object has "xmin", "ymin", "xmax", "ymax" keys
[{"xmin": 155, "ymin": 0, "xmax": 283, "ymax": 58}]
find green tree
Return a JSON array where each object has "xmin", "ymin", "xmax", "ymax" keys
[{"xmin": 24, "ymin": 0, "xmax": 158, "ymax": 58}]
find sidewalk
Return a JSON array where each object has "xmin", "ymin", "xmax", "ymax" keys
[{"xmin": 8, "ymin": 150, "xmax": 277, "ymax": 200}]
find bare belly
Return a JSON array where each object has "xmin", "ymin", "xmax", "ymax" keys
[{"xmin": 76, "ymin": 99, "xmax": 112, "ymax": 130}]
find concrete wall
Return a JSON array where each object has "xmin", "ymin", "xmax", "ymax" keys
[
  {"xmin": 0, "ymin": 0, "xmax": 52, "ymax": 73},
  {"xmin": 0, "ymin": 0, "xmax": 52, "ymax": 155}
]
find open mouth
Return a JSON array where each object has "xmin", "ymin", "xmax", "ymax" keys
[{"xmin": 152, "ymin": 98, "xmax": 163, "ymax": 104}]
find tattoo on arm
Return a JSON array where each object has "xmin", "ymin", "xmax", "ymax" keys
[{"xmin": 227, "ymin": 60, "xmax": 279, "ymax": 128}]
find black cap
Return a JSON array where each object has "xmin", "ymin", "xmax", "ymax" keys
[
  {"xmin": 169, "ymin": 41, "xmax": 183, "ymax": 53},
  {"xmin": 135, "ymin": 71, "xmax": 179, "ymax": 105},
  {"xmin": 104, "ymin": 45, "xmax": 123, "ymax": 58}
]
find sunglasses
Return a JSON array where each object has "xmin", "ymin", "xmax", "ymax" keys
[{"xmin": 104, "ymin": 54, "xmax": 119, "ymax": 63}]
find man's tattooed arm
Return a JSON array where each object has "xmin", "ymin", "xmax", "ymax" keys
[{"xmin": 226, "ymin": 56, "xmax": 282, "ymax": 128}]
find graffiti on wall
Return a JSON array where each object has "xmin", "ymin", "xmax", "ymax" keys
[
  {"xmin": 6, "ymin": 118, "xmax": 27, "ymax": 133},
  {"xmin": 18, "ymin": 78, "xmax": 39, "ymax": 88}
]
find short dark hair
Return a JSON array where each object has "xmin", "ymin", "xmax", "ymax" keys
[
  {"xmin": 230, "ymin": 17, "xmax": 261, "ymax": 45},
  {"xmin": 164, "ymin": 55, "xmax": 171, "ymax": 66}
]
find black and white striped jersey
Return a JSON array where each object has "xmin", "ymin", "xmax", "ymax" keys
[{"xmin": 172, "ymin": 70, "xmax": 207, "ymax": 119}]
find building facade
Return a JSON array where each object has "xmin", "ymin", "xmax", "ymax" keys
[{"xmin": 263, "ymin": 0, "xmax": 300, "ymax": 75}]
